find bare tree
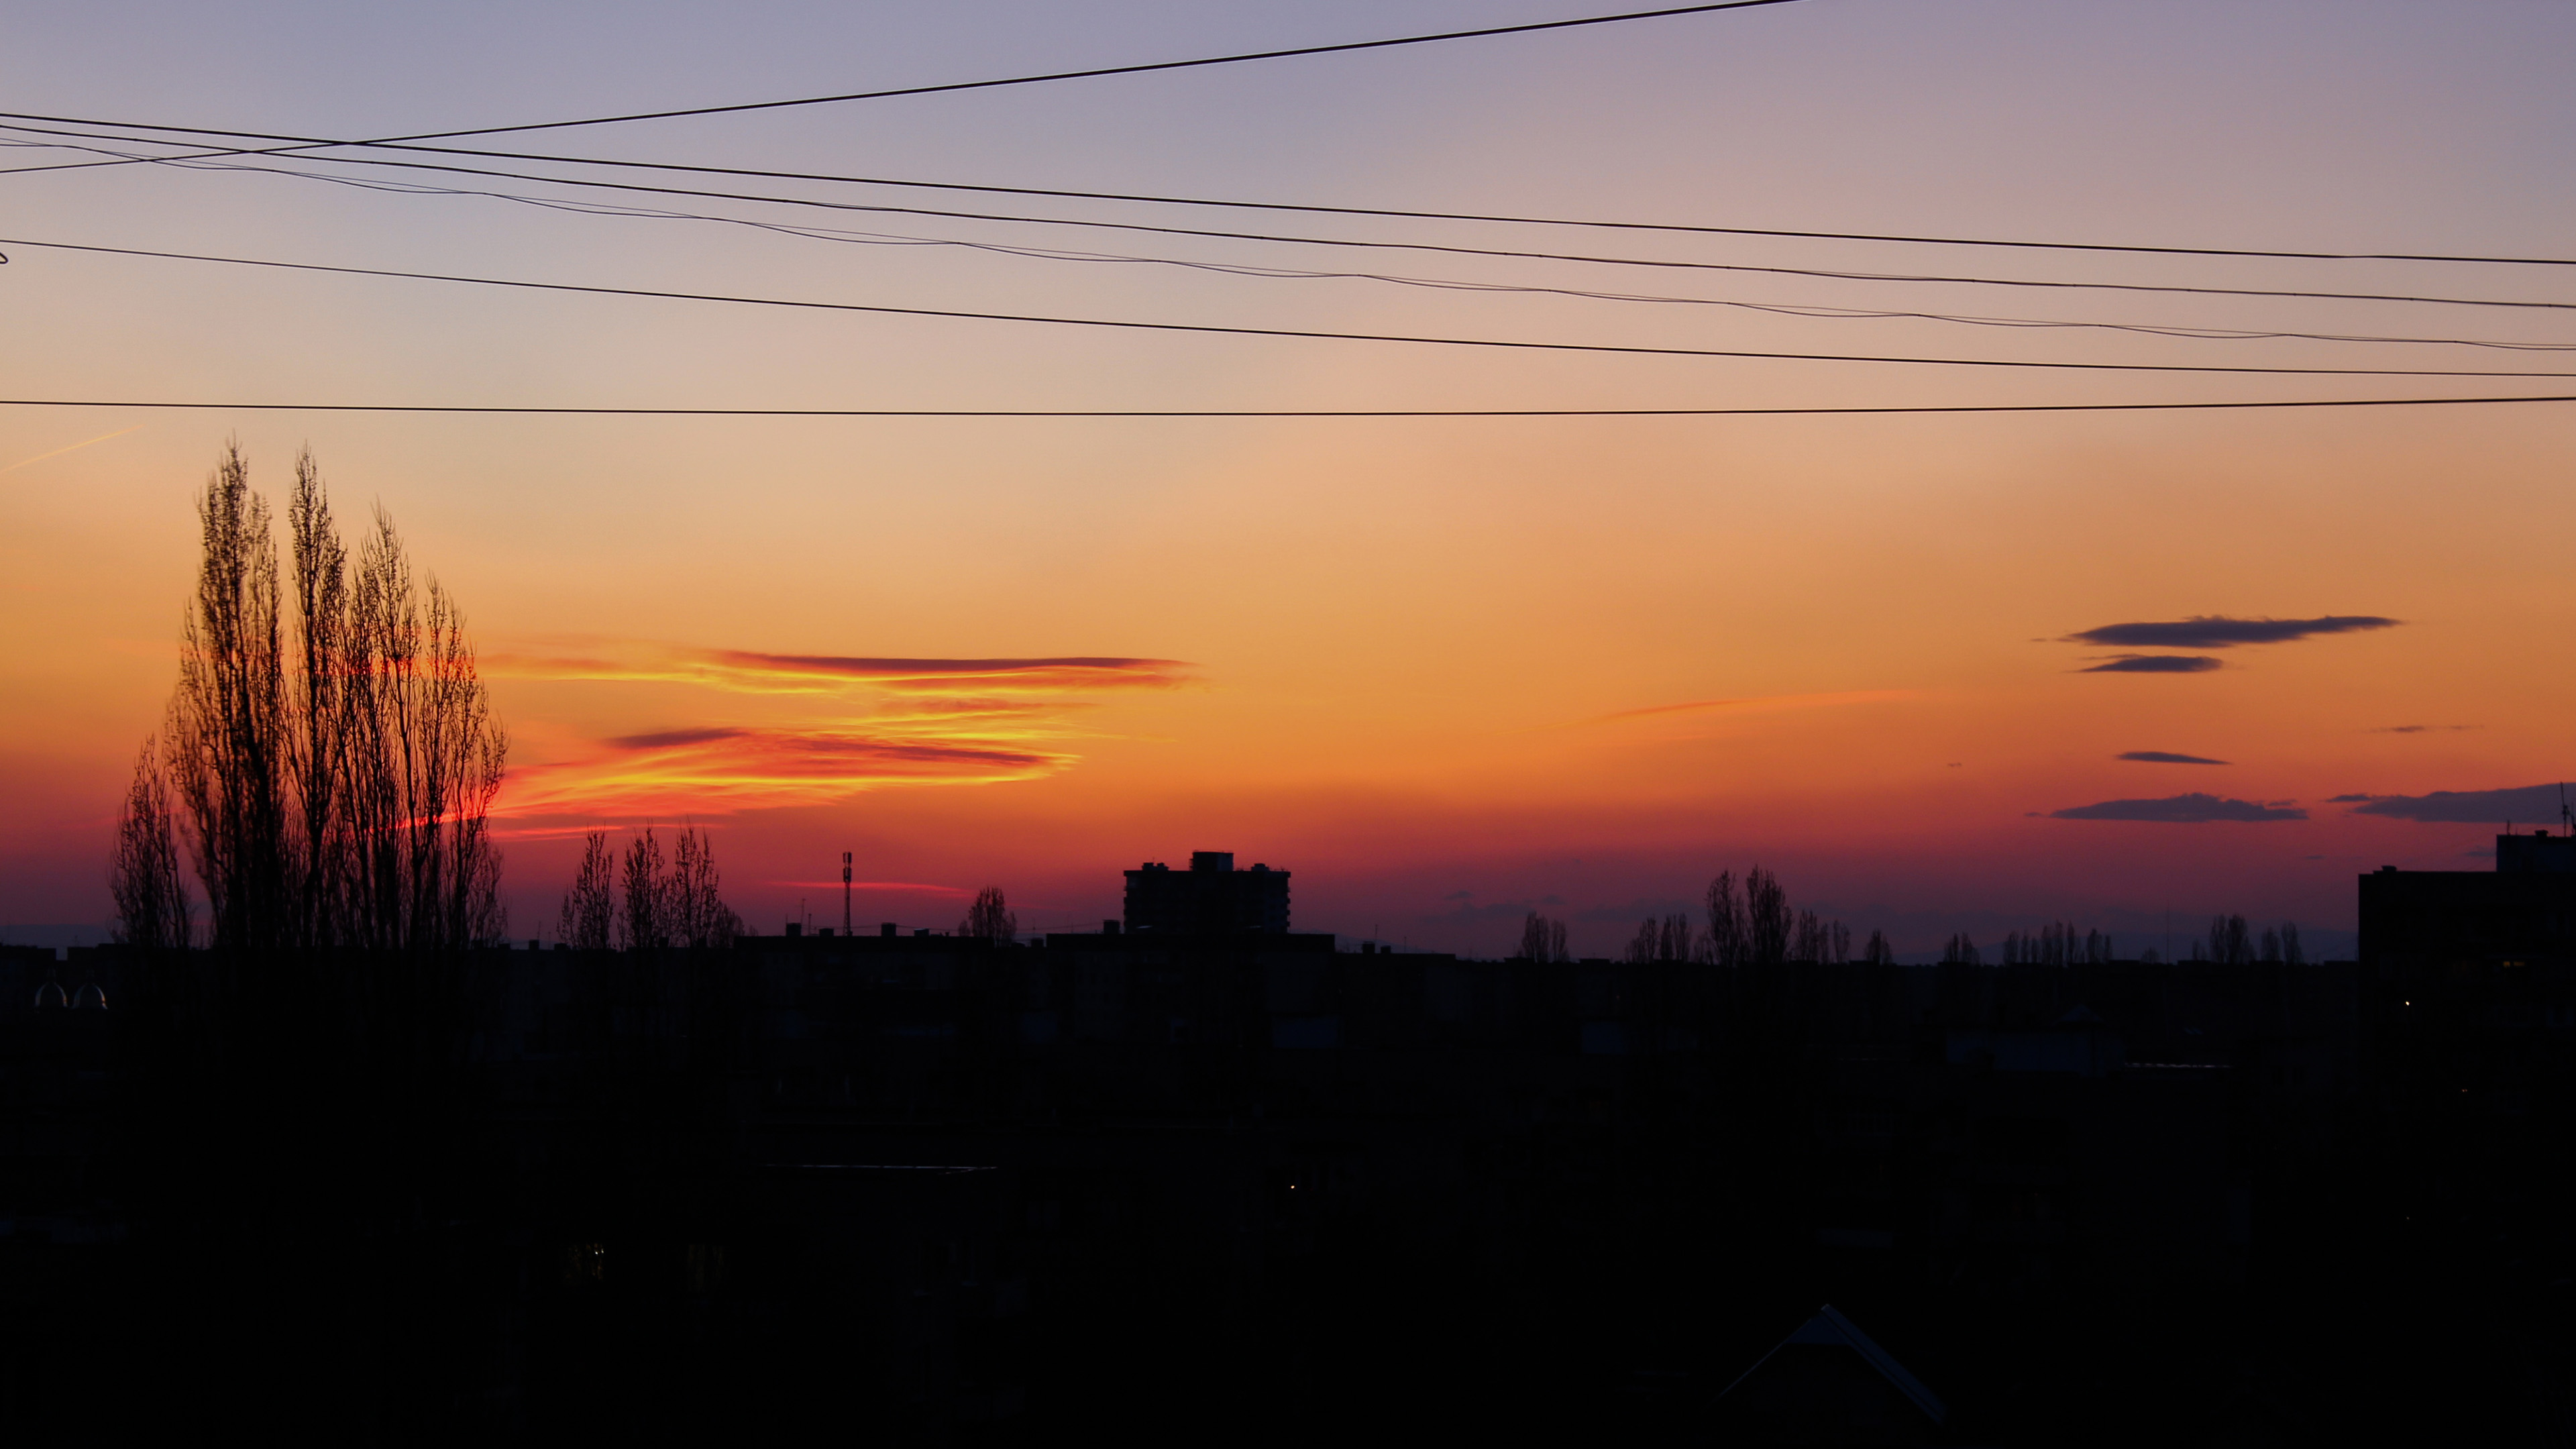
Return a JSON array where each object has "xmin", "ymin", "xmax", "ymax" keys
[
  {"xmin": 1862, "ymin": 929, "xmax": 1896, "ymax": 966},
  {"xmin": 1625, "ymin": 918, "xmax": 1660, "ymax": 965},
  {"xmin": 1515, "ymin": 911, "xmax": 1570, "ymax": 963},
  {"xmin": 2279, "ymin": 921, "xmax": 2304, "ymax": 964},
  {"xmin": 1941, "ymin": 933, "xmax": 1981, "ymax": 965},
  {"xmin": 1704, "ymin": 871, "xmax": 1746, "ymax": 967},
  {"xmin": 667, "ymin": 826, "xmax": 741, "ymax": 948},
  {"xmin": 557, "ymin": 831, "xmax": 615, "ymax": 951},
  {"xmin": 2208, "ymin": 914, "xmax": 2253, "ymax": 965},
  {"xmin": 619, "ymin": 826, "xmax": 670, "ymax": 951},
  {"xmin": 1790, "ymin": 909, "xmax": 1830, "ymax": 963},
  {"xmin": 338, "ymin": 504, "xmax": 508, "ymax": 949},
  {"xmin": 1744, "ymin": 867, "xmax": 1791, "ymax": 966},
  {"xmin": 286, "ymin": 449, "xmax": 350, "ymax": 947},
  {"xmin": 142, "ymin": 443, "xmax": 507, "ymax": 953},
  {"xmin": 958, "ymin": 885, "xmax": 1018, "ymax": 945},
  {"xmin": 167, "ymin": 443, "xmax": 292, "ymax": 952},
  {"xmin": 110, "ymin": 735, "xmax": 193, "ymax": 950}
]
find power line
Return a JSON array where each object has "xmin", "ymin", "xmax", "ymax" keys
[
  {"xmin": 9, "ymin": 234, "xmax": 2573, "ymax": 380},
  {"xmin": 382, "ymin": 1, "xmax": 1822, "ymax": 143},
  {"xmin": 10, "ymin": 107, "xmax": 2576, "ymax": 270},
  {"xmin": 0, "ymin": 3, "xmax": 1813, "ymax": 165},
  {"xmin": 4, "ymin": 394, "xmax": 2572, "ymax": 417},
  {"xmin": 13, "ymin": 131, "xmax": 2567, "ymax": 350},
  {"xmin": 15, "ymin": 121, "xmax": 2571, "ymax": 313}
]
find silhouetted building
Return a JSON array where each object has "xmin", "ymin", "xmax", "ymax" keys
[
  {"xmin": 1713, "ymin": 1305, "xmax": 1947, "ymax": 1447},
  {"xmin": 2361, "ymin": 830, "xmax": 2576, "ymax": 978},
  {"xmin": 1123, "ymin": 851, "xmax": 1290, "ymax": 934}
]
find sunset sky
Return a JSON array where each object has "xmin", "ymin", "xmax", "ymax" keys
[{"xmin": 4, "ymin": 1, "xmax": 2572, "ymax": 956}]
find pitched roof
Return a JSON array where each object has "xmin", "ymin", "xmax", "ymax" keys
[{"xmin": 1717, "ymin": 1303, "xmax": 1949, "ymax": 1426}]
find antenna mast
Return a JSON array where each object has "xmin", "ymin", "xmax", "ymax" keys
[{"xmin": 842, "ymin": 851, "xmax": 853, "ymax": 936}]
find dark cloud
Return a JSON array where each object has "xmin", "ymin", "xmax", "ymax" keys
[
  {"xmin": 2349, "ymin": 782, "xmax": 2573, "ymax": 823},
  {"xmin": 2079, "ymin": 655, "xmax": 2222, "ymax": 674},
  {"xmin": 2118, "ymin": 751, "xmax": 2229, "ymax": 765},
  {"xmin": 2326, "ymin": 793, "xmax": 2384, "ymax": 803},
  {"xmin": 2049, "ymin": 793, "xmax": 2307, "ymax": 823},
  {"xmin": 2370, "ymin": 724, "xmax": 2475, "ymax": 735},
  {"xmin": 2063, "ymin": 615, "xmax": 2399, "ymax": 649},
  {"xmin": 608, "ymin": 727, "xmax": 749, "ymax": 750}
]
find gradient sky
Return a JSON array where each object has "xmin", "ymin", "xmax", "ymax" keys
[{"xmin": 5, "ymin": 1, "xmax": 2573, "ymax": 955}]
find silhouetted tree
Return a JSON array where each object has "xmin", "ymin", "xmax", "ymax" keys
[
  {"xmin": 2279, "ymin": 920, "xmax": 2304, "ymax": 963},
  {"xmin": 1743, "ymin": 867, "xmax": 1792, "ymax": 966},
  {"xmin": 667, "ymin": 826, "xmax": 741, "ymax": 948},
  {"xmin": 135, "ymin": 443, "xmax": 507, "ymax": 951},
  {"xmin": 557, "ymin": 831, "xmax": 615, "ymax": 951},
  {"xmin": 2208, "ymin": 913, "xmax": 2253, "ymax": 965},
  {"xmin": 110, "ymin": 735, "xmax": 192, "ymax": 950},
  {"xmin": 1862, "ymin": 928, "xmax": 1896, "ymax": 965},
  {"xmin": 1517, "ymin": 911, "xmax": 1569, "ymax": 963},
  {"xmin": 166, "ymin": 443, "xmax": 292, "ymax": 951},
  {"xmin": 1705, "ymin": 871, "xmax": 1746, "ymax": 967},
  {"xmin": 1624, "ymin": 912, "xmax": 1693, "ymax": 964},
  {"xmin": 958, "ymin": 885, "xmax": 1018, "ymax": 945},
  {"xmin": 1941, "ymin": 932, "xmax": 1981, "ymax": 965},
  {"xmin": 1790, "ymin": 909, "xmax": 1829, "ymax": 963},
  {"xmin": 619, "ymin": 826, "xmax": 669, "ymax": 951}
]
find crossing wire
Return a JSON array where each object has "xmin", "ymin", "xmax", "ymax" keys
[{"xmin": 7, "ymin": 234, "xmax": 2574, "ymax": 380}]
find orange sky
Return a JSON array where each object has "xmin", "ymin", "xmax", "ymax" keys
[{"xmin": 4, "ymin": 2, "xmax": 2572, "ymax": 955}]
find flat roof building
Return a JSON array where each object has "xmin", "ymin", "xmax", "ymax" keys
[{"xmin": 1124, "ymin": 851, "xmax": 1290, "ymax": 934}]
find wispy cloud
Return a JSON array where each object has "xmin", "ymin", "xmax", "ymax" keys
[
  {"xmin": 2049, "ymin": 793, "xmax": 2306, "ymax": 822},
  {"xmin": 490, "ymin": 637, "xmax": 1190, "ymax": 816},
  {"xmin": 488, "ymin": 640, "xmax": 1194, "ymax": 694},
  {"xmin": 506, "ymin": 725, "xmax": 1074, "ymax": 815},
  {"xmin": 2079, "ymin": 655, "xmax": 2222, "ymax": 674},
  {"xmin": 2063, "ymin": 614, "xmax": 2398, "ymax": 649},
  {"xmin": 2118, "ymin": 751, "xmax": 2229, "ymax": 765},
  {"xmin": 2347, "ymin": 782, "xmax": 2573, "ymax": 823}
]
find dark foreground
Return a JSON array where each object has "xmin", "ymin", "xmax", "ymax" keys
[{"xmin": 3, "ymin": 932, "xmax": 2569, "ymax": 1444}]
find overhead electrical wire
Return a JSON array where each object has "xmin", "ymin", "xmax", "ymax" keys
[
  {"xmin": 9, "ymin": 233, "xmax": 2576, "ymax": 380},
  {"xmin": 9, "ymin": 133, "xmax": 2566, "ymax": 352},
  {"xmin": 5, "ymin": 123, "xmax": 2571, "ymax": 318},
  {"xmin": 3, "ymin": 395, "xmax": 2571, "ymax": 417},
  {"xmin": 7, "ymin": 105, "xmax": 2575, "ymax": 270}
]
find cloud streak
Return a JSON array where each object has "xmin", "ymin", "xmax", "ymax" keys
[
  {"xmin": 2079, "ymin": 655, "xmax": 2222, "ymax": 674},
  {"xmin": 2049, "ymin": 793, "xmax": 2306, "ymax": 822},
  {"xmin": 490, "ymin": 637, "xmax": 1190, "ymax": 816},
  {"xmin": 505, "ymin": 724, "xmax": 1075, "ymax": 815},
  {"xmin": 487, "ymin": 640, "xmax": 1194, "ymax": 694},
  {"xmin": 2063, "ymin": 615, "xmax": 2399, "ymax": 649},
  {"xmin": 2347, "ymin": 782, "xmax": 2573, "ymax": 823},
  {"xmin": 2118, "ymin": 751, "xmax": 2229, "ymax": 765}
]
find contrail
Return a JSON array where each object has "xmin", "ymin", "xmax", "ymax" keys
[{"xmin": 0, "ymin": 423, "xmax": 142, "ymax": 476}]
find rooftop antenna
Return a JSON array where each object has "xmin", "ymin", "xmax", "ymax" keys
[{"xmin": 842, "ymin": 851, "xmax": 853, "ymax": 936}]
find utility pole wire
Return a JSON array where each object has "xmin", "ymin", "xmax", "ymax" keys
[
  {"xmin": 7, "ymin": 235, "xmax": 2573, "ymax": 380},
  {"xmin": 10, "ymin": 122, "xmax": 2565, "ymax": 317},
  {"xmin": 3, "ymin": 395, "xmax": 2573, "ymax": 417},
  {"xmin": 383, "ymin": 1, "xmax": 1823, "ymax": 143},
  {"xmin": 9, "ymin": 80, "xmax": 2576, "ymax": 267}
]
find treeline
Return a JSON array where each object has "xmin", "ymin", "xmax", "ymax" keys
[
  {"xmin": 1521, "ymin": 869, "xmax": 2310, "ymax": 966},
  {"xmin": 555, "ymin": 825, "xmax": 741, "ymax": 950},
  {"xmin": 1520, "ymin": 867, "xmax": 1895, "ymax": 967},
  {"xmin": 110, "ymin": 445, "xmax": 506, "ymax": 953}
]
